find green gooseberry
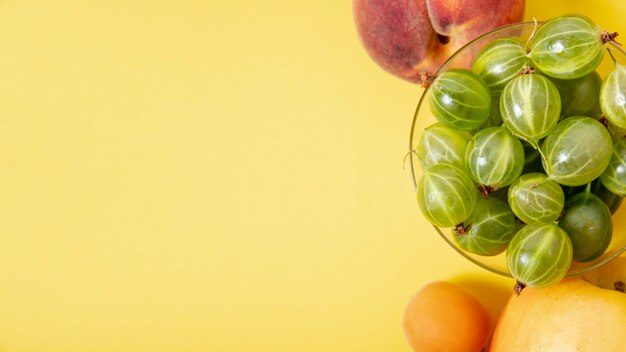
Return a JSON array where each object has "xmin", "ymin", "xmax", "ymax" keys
[
  {"xmin": 542, "ymin": 116, "xmax": 612, "ymax": 186},
  {"xmin": 417, "ymin": 122, "xmax": 471, "ymax": 170},
  {"xmin": 417, "ymin": 164, "xmax": 478, "ymax": 228},
  {"xmin": 507, "ymin": 222, "xmax": 573, "ymax": 293},
  {"xmin": 551, "ymin": 71, "xmax": 602, "ymax": 118},
  {"xmin": 429, "ymin": 69, "xmax": 491, "ymax": 131},
  {"xmin": 465, "ymin": 126, "xmax": 524, "ymax": 190},
  {"xmin": 500, "ymin": 73, "xmax": 561, "ymax": 145},
  {"xmin": 508, "ymin": 172, "xmax": 565, "ymax": 224},
  {"xmin": 472, "ymin": 36, "xmax": 532, "ymax": 95},
  {"xmin": 452, "ymin": 197, "xmax": 517, "ymax": 256},
  {"xmin": 600, "ymin": 61, "xmax": 626, "ymax": 129},
  {"xmin": 530, "ymin": 14, "xmax": 607, "ymax": 79},
  {"xmin": 559, "ymin": 188, "xmax": 612, "ymax": 262}
]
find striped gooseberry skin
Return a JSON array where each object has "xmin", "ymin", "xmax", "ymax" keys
[
  {"xmin": 507, "ymin": 172, "xmax": 564, "ymax": 224},
  {"xmin": 600, "ymin": 63, "xmax": 626, "ymax": 129},
  {"xmin": 471, "ymin": 37, "xmax": 532, "ymax": 95},
  {"xmin": 417, "ymin": 164, "xmax": 477, "ymax": 228},
  {"xmin": 429, "ymin": 69, "xmax": 491, "ymax": 131},
  {"xmin": 529, "ymin": 15, "xmax": 604, "ymax": 79},
  {"xmin": 500, "ymin": 73, "xmax": 561, "ymax": 144},
  {"xmin": 507, "ymin": 222, "xmax": 573, "ymax": 288},
  {"xmin": 551, "ymin": 71, "xmax": 602, "ymax": 118},
  {"xmin": 599, "ymin": 139, "xmax": 626, "ymax": 196},
  {"xmin": 559, "ymin": 191, "xmax": 612, "ymax": 262},
  {"xmin": 542, "ymin": 116, "xmax": 612, "ymax": 186},
  {"xmin": 452, "ymin": 197, "xmax": 517, "ymax": 256},
  {"xmin": 417, "ymin": 123, "xmax": 471, "ymax": 170},
  {"xmin": 465, "ymin": 126, "xmax": 524, "ymax": 189}
]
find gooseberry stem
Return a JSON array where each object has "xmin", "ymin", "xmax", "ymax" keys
[
  {"xmin": 454, "ymin": 223, "xmax": 468, "ymax": 236},
  {"xmin": 600, "ymin": 30, "xmax": 621, "ymax": 46},
  {"xmin": 606, "ymin": 47, "xmax": 618, "ymax": 65},
  {"xmin": 514, "ymin": 280, "xmax": 526, "ymax": 296},
  {"xmin": 532, "ymin": 143, "xmax": 549, "ymax": 171},
  {"xmin": 507, "ymin": 130, "xmax": 550, "ymax": 176},
  {"xmin": 403, "ymin": 149, "xmax": 426, "ymax": 171},
  {"xmin": 418, "ymin": 71, "xmax": 435, "ymax": 89},
  {"xmin": 479, "ymin": 184, "xmax": 496, "ymax": 198},
  {"xmin": 523, "ymin": 137, "xmax": 549, "ymax": 170},
  {"xmin": 524, "ymin": 17, "xmax": 539, "ymax": 56},
  {"xmin": 600, "ymin": 115, "xmax": 610, "ymax": 127},
  {"xmin": 535, "ymin": 146, "xmax": 548, "ymax": 165},
  {"xmin": 517, "ymin": 65, "xmax": 535, "ymax": 75},
  {"xmin": 528, "ymin": 175, "xmax": 552, "ymax": 194}
]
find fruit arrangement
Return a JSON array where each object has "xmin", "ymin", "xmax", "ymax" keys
[
  {"xmin": 413, "ymin": 14, "xmax": 626, "ymax": 293},
  {"xmin": 352, "ymin": 3, "xmax": 626, "ymax": 350}
]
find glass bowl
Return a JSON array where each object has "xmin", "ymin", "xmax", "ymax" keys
[{"xmin": 408, "ymin": 21, "xmax": 626, "ymax": 278}]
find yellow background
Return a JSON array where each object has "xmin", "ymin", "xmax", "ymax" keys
[{"xmin": 0, "ymin": 1, "xmax": 624, "ymax": 351}]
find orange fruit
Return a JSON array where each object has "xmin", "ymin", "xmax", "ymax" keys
[{"xmin": 403, "ymin": 281, "xmax": 491, "ymax": 352}]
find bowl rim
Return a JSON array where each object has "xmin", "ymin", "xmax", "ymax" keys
[{"xmin": 408, "ymin": 20, "xmax": 626, "ymax": 278}]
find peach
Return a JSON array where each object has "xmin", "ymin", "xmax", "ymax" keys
[{"xmin": 353, "ymin": 0, "xmax": 525, "ymax": 83}]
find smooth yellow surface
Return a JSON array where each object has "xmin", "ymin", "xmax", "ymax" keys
[{"xmin": 0, "ymin": 1, "xmax": 624, "ymax": 351}]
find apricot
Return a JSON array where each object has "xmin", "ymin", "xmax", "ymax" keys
[{"xmin": 403, "ymin": 281, "xmax": 490, "ymax": 352}]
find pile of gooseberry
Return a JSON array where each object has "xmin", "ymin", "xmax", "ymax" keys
[{"xmin": 415, "ymin": 14, "xmax": 626, "ymax": 294}]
